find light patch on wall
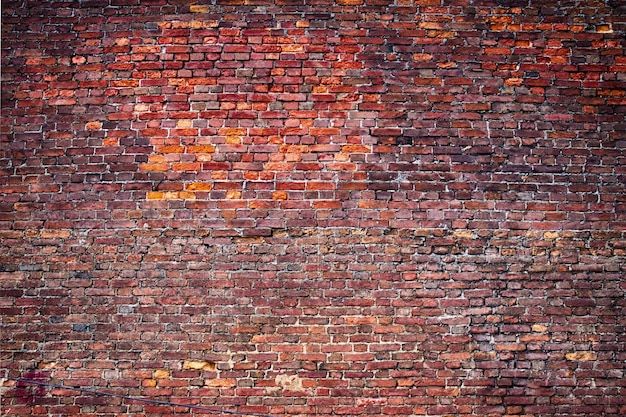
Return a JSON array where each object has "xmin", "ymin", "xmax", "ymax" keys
[
  {"xmin": 183, "ymin": 360, "xmax": 216, "ymax": 371},
  {"xmin": 275, "ymin": 374, "xmax": 304, "ymax": 392},
  {"xmin": 565, "ymin": 352, "xmax": 597, "ymax": 361}
]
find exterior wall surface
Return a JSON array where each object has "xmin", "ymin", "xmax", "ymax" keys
[{"xmin": 1, "ymin": 1, "xmax": 625, "ymax": 416}]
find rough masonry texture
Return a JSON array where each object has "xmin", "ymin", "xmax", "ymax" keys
[{"xmin": 1, "ymin": 0, "xmax": 625, "ymax": 416}]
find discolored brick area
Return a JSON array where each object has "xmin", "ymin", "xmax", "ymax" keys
[{"xmin": 1, "ymin": 1, "xmax": 625, "ymax": 416}]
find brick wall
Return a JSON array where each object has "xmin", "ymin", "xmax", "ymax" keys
[{"xmin": 1, "ymin": 0, "xmax": 625, "ymax": 416}]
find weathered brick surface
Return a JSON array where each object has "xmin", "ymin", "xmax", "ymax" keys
[{"xmin": 1, "ymin": 0, "xmax": 625, "ymax": 416}]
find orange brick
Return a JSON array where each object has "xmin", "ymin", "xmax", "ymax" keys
[
  {"xmin": 189, "ymin": 5, "xmax": 209, "ymax": 13},
  {"xmin": 172, "ymin": 162, "xmax": 201, "ymax": 171},
  {"xmin": 341, "ymin": 145, "xmax": 370, "ymax": 153},
  {"xmin": 565, "ymin": 352, "xmax": 597, "ymax": 361},
  {"xmin": 148, "ymin": 154, "xmax": 165, "ymax": 163},
  {"xmin": 505, "ymin": 78, "xmax": 523, "ymax": 86},
  {"xmin": 279, "ymin": 145, "xmax": 309, "ymax": 153},
  {"xmin": 186, "ymin": 182, "xmax": 213, "ymax": 191},
  {"xmin": 85, "ymin": 121, "xmax": 102, "ymax": 130},
  {"xmin": 186, "ymin": 145, "xmax": 216, "ymax": 154},
  {"xmin": 312, "ymin": 201, "xmax": 342, "ymax": 209},
  {"xmin": 218, "ymin": 128, "xmax": 246, "ymax": 136},
  {"xmin": 249, "ymin": 200, "xmax": 274, "ymax": 209},
  {"xmin": 225, "ymin": 136, "xmax": 241, "ymax": 144},
  {"xmin": 205, "ymin": 378, "xmax": 236, "ymax": 387},
  {"xmin": 272, "ymin": 191, "xmax": 288, "ymax": 200},
  {"xmin": 413, "ymin": 54, "xmax": 433, "ymax": 61},
  {"xmin": 110, "ymin": 80, "xmax": 138, "ymax": 87},
  {"xmin": 520, "ymin": 334, "xmax": 550, "ymax": 342},
  {"xmin": 427, "ymin": 30, "xmax": 454, "ymax": 38},
  {"xmin": 40, "ymin": 230, "xmax": 71, "ymax": 238},
  {"xmin": 281, "ymin": 44, "xmax": 304, "ymax": 53},
  {"xmin": 156, "ymin": 145, "xmax": 185, "ymax": 153},
  {"xmin": 264, "ymin": 162, "xmax": 293, "ymax": 171},
  {"xmin": 306, "ymin": 182, "xmax": 335, "ymax": 190},
  {"xmin": 140, "ymin": 163, "xmax": 169, "ymax": 172},
  {"xmin": 171, "ymin": 128, "xmax": 198, "ymax": 136},
  {"xmin": 310, "ymin": 128, "xmax": 340, "ymax": 136}
]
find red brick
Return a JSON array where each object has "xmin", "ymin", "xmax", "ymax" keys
[{"xmin": 1, "ymin": 2, "xmax": 624, "ymax": 416}]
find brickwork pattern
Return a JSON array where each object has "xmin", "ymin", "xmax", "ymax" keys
[{"xmin": 1, "ymin": 0, "xmax": 625, "ymax": 416}]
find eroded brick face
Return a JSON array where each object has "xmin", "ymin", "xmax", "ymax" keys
[{"xmin": 1, "ymin": 1, "xmax": 625, "ymax": 416}]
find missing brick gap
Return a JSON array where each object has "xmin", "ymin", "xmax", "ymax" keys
[{"xmin": 596, "ymin": 23, "xmax": 612, "ymax": 33}]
